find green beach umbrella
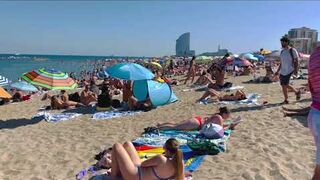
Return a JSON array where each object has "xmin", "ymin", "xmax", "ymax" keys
[{"xmin": 21, "ymin": 68, "xmax": 77, "ymax": 90}]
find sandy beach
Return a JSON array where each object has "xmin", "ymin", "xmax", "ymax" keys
[{"xmin": 0, "ymin": 75, "xmax": 314, "ymax": 180}]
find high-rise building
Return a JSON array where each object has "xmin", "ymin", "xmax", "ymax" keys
[
  {"xmin": 176, "ymin": 32, "xmax": 195, "ymax": 56},
  {"xmin": 288, "ymin": 27, "xmax": 318, "ymax": 54}
]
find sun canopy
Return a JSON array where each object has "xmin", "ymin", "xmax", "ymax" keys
[
  {"xmin": 133, "ymin": 80, "xmax": 178, "ymax": 107},
  {"xmin": 106, "ymin": 63, "xmax": 154, "ymax": 81},
  {"xmin": 21, "ymin": 68, "xmax": 77, "ymax": 90},
  {"xmin": 242, "ymin": 53, "xmax": 259, "ymax": 61},
  {"xmin": 0, "ymin": 87, "xmax": 12, "ymax": 99},
  {"xmin": 11, "ymin": 81, "xmax": 38, "ymax": 92},
  {"xmin": 233, "ymin": 57, "xmax": 252, "ymax": 67}
]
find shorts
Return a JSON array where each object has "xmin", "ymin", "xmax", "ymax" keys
[
  {"xmin": 279, "ymin": 72, "xmax": 293, "ymax": 86},
  {"xmin": 308, "ymin": 107, "xmax": 320, "ymax": 165}
]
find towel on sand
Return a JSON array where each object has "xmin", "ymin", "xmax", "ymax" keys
[
  {"xmin": 92, "ymin": 110, "xmax": 140, "ymax": 120},
  {"xmin": 77, "ymin": 130, "xmax": 231, "ymax": 180},
  {"xmin": 199, "ymin": 93, "xmax": 260, "ymax": 105},
  {"xmin": 32, "ymin": 112, "xmax": 82, "ymax": 123},
  {"xmin": 183, "ymin": 85, "xmax": 244, "ymax": 92}
]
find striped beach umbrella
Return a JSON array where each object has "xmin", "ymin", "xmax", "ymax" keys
[
  {"xmin": 21, "ymin": 68, "xmax": 77, "ymax": 90},
  {"xmin": 0, "ymin": 75, "xmax": 9, "ymax": 87}
]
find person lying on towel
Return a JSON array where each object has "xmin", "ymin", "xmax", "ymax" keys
[
  {"xmin": 196, "ymin": 89, "xmax": 247, "ymax": 103},
  {"xmin": 156, "ymin": 107, "xmax": 241, "ymax": 135},
  {"xmin": 97, "ymin": 138, "xmax": 185, "ymax": 180}
]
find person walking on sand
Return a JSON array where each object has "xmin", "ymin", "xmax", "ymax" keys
[
  {"xmin": 274, "ymin": 36, "xmax": 301, "ymax": 104},
  {"xmin": 308, "ymin": 43, "xmax": 320, "ymax": 180}
]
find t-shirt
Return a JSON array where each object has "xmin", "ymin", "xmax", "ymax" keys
[
  {"xmin": 280, "ymin": 48, "xmax": 299, "ymax": 75},
  {"xmin": 309, "ymin": 47, "xmax": 320, "ymax": 110}
]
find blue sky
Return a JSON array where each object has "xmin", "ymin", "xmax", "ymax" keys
[{"xmin": 0, "ymin": 1, "xmax": 319, "ymax": 56}]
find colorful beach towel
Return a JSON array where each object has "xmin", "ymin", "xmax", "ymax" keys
[
  {"xmin": 32, "ymin": 111, "xmax": 82, "ymax": 123},
  {"xmin": 92, "ymin": 110, "xmax": 140, "ymax": 120},
  {"xmin": 76, "ymin": 130, "xmax": 232, "ymax": 180}
]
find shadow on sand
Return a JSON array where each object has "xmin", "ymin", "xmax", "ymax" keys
[{"xmin": 0, "ymin": 118, "xmax": 42, "ymax": 130}]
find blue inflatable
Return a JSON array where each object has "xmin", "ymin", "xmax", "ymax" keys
[{"xmin": 133, "ymin": 80, "xmax": 178, "ymax": 107}]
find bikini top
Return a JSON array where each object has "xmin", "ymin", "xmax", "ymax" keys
[{"xmin": 151, "ymin": 167, "xmax": 175, "ymax": 180}]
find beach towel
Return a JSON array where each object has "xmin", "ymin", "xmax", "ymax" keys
[
  {"xmin": 199, "ymin": 93, "xmax": 260, "ymax": 106},
  {"xmin": 183, "ymin": 85, "xmax": 244, "ymax": 92},
  {"xmin": 32, "ymin": 111, "xmax": 82, "ymax": 123},
  {"xmin": 76, "ymin": 130, "xmax": 231, "ymax": 180},
  {"xmin": 92, "ymin": 110, "xmax": 140, "ymax": 120}
]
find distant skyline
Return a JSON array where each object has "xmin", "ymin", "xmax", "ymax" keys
[{"xmin": 0, "ymin": 1, "xmax": 319, "ymax": 57}]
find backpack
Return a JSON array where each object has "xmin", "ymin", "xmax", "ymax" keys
[{"xmin": 281, "ymin": 48, "xmax": 299, "ymax": 74}]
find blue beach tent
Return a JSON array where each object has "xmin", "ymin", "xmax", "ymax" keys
[{"xmin": 132, "ymin": 80, "xmax": 178, "ymax": 107}]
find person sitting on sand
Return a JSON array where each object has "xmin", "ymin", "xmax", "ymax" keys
[
  {"xmin": 80, "ymin": 84, "xmax": 97, "ymax": 106},
  {"xmin": 97, "ymin": 85, "xmax": 112, "ymax": 109},
  {"xmin": 50, "ymin": 96, "xmax": 83, "ymax": 110},
  {"xmin": 282, "ymin": 106, "xmax": 310, "ymax": 117},
  {"xmin": 128, "ymin": 95, "xmax": 153, "ymax": 111},
  {"xmin": 109, "ymin": 138, "xmax": 184, "ymax": 180},
  {"xmin": 156, "ymin": 107, "xmax": 240, "ymax": 131},
  {"xmin": 197, "ymin": 89, "xmax": 247, "ymax": 103}
]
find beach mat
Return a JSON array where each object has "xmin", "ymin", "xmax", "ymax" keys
[
  {"xmin": 92, "ymin": 110, "xmax": 140, "ymax": 120},
  {"xmin": 32, "ymin": 111, "xmax": 82, "ymax": 123}
]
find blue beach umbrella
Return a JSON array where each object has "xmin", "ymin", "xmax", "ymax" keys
[
  {"xmin": 243, "ymin": 53, "xmax": 259, "ymax": 61},
  {"xmin": 254, "ymin": 54, "xmax": 265, "ymax": 61},
  {"xmin": 106, "ymin": 63, "xmax": 154, "ymax": 80},
  {"xmin": 0, "ymin": 75, "xmax": 9, "ymax": 87},
  {"xmin": 11, "ymin": 81, "xmax": 38, "ymax": 92}
]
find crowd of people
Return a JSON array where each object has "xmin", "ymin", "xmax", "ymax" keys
[{"xmin": 1, "ymin": 35, "xmax": 320, "ymax": 180}]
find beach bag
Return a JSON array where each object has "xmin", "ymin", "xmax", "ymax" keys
[
  {"xmin": 199, "ymin": 123, "xmax": 224, "ymax": 139},
  {"xmin": 187, "ymin": 139, "xmax": 221, "ymax": 155}
]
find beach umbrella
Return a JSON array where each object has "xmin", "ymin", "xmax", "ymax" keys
[
  {"xmin": 106, "ymin": 63, "xmax": 155, "ymax": 80},
  {"xmin": 233, "ymin": 57, "xmax": 252, "ymax": 67},
  {"xmin": 254, "ymin": 54, "xmax": 265, "ymax": 61},
  {"xmin": 0, "ymin": 87, "xmax": 12, "ymax": 99},
  {"xmin": 266, "ymin": 50, "xmax": 281, "ymax": 59},
  {"xmin": 260, "ymin": 49, "xmax": 272, "ymax": 55},
  {"xmin": 21, "ymin": 68, "xmax": 78, "ymax": 90},
  {"xmin": 150, "ymin": 62, "xmax": 162, "ymax": 69},
  {"xmin": 196, "ymin": 56, "xmax": 213, "ymax": 61},
  {"xmin": 0, "ymin": 75, "xmax": 9, "ymax": 87},
  {"xmin": 10, "ymin": 81, "xmax": 38, "ymax": 92},
  {"xmin": 242, "ymin": 53, "xmax": 259, "ymax": 61}
]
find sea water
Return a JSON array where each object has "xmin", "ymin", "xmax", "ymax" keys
[{"xmin": 0, "ymin": 54, "xmax": 144, "ymax": 81}]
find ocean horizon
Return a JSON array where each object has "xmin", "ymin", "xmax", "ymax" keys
[{"xmin": 0, "ymin": 53, "xmax": 150, "ymax": 81}]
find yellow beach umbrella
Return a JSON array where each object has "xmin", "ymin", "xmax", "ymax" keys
[
  {"xmin": 0, "ymin": 87, "xmax": 12, "ymax": 99},
  {"xmin": 260, "ymin": 49, "xmax": 272, "ymax": 55},
  {"xmin": 150, "ymin": 62, "xmax": 162, "ymax": 69}
]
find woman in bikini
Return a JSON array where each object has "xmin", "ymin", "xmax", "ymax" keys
[
  {"xmin": 184, "ymin": 56, "xmax": 196, "ymax": 85},
  {"xmin": 197, "ymin": 89, "xmax": 247, "ymax": 103},
  {"xmin": 110, "ymin": 138, "xmax": 184, "ymax": 180},
  {"xmin": 156, "ymin": 107, "xmax": 239, "ymax": 131}
]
